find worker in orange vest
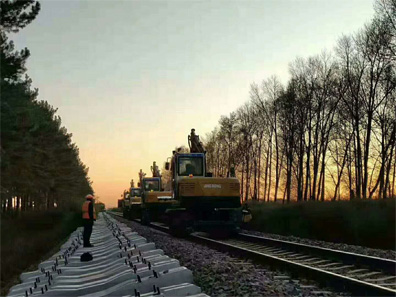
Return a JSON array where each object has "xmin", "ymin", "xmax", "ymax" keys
[{"xmin": 82, "ymin": 194, "xmax": 96, "ymax": 247}]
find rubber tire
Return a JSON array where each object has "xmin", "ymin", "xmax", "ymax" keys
[
  {"xmin": 169, "ymin": 216, "xmax": 190, "ymax": 237},
  {"xmin": 141, "ymin": 210, "xmax": 151, "ymax": 225}
]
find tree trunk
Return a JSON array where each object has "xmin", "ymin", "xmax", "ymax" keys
[
  {"xmin": 392, "ymin": 158, "xmax": 395, "ymax": 199},
  {"xmin": 332, "ymin": 137, "xmax": 350, "ymax": 201},
  {"xmin": 362, "ymin": 112, "xmax": 373, "ymax": 199},
  {"xmin": 384, "ymin": 141, "xmax": 395, "ymax": 199},
  {"xmin": 274, "ymin": 141, "xmax": 279, "ymax": 202},
  {"xmin": 312, "ymin": 154, "xmax": 319, "ymax": 201},
  {"xmin": 297, "ymin": 129, "xmax": 304, "ymax": 202},
  {"xmin": 317, "ymin": 165, "xmax": 323, "ymax": 201},
  {"xmin": 257, "ymin": 133, "xmax": 262, "ymax": 200},
  {"xmin": 304, "ymin": 114, "xmax": 312, "ymax": 201},
  {"xmin": 355, "ymin": 115, "xmax": 363, "ymax": 199},
  {"xmin": 379, "ymin": 127, "xmax": 386, "ymax": 199},
  {"xmin": 241, "ymin": 161, "xmax": 245, "ymax": 203},
  {"xmin": 267, "ymin": 130, "xmax": 273, "ymax": 202},
  {"xmin": 320, "ymin": 147, "xmax": 327, "ymax": 201},
  {"xmin": 286, "ymin": 136, "xmax": 293, "ymax": 203},
  {"xmin": 245, "ymin": 140, "xmax": 250, "ymax": 202},
  {"xmin": 253, "ymin": 157, "xmax": 257, "ymax": 200},
  {"xmin": 263, "ymin": 142, "xmax": 270, "ymax": 202}
]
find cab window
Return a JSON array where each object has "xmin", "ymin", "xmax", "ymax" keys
[
  {"xmin": 131, "ymin": 189, "xmax": 141, "ymax": 196},
  {"xmin": 143, "ymin": 180, "xmax": 160, "ymax": 191},
  {"xmin": 178, "ymin": 157, "xmax": 203, "ymax": 176}
]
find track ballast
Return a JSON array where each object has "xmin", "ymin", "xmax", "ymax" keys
[{"xmin": 110, "ymin": 211, "xmax": 396, "ymax": 296}]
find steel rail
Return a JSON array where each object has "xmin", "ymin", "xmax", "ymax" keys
[
  {"xmin": 109, "ymin": 211, "xmax": 396, "ymax": 296},
  {"xmin": 237, "ymin": 233, "xmax": 396, "ymax": 275}
]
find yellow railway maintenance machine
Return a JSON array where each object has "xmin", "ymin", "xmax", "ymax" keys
[
  {"xmin": 123, "ymin": 179, "xmax": 142, "ymax": 219},
  {"xmin": 140, "ymin": 162, "xmax": 176, "ymax": 225},
  {"xmin": 122, "ymin": 189, "xmax": 130, "ymax": 218},
  {"xmin": 164, "ymin": 129, "xmax": 245, "ymax": 237}
]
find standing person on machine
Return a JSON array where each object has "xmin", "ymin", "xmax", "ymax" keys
[{"xmin": 82, "ymin": 194, "xmax": 96, "ymax": 247}]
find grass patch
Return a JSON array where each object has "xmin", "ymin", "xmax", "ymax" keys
[
  {"xmin": 1, "ymin": 210, "xmax": 82, "ymax": 296},
  {"xmin": 246, "ymin": 199, "xmax": 395, "ymax": 250}
]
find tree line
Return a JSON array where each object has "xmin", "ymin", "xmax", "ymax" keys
[
  {"xmin": 204, "ymin": 0, "xmax": 395, "ymax": 202},
  {"xmin": 1, "ymin": 0, "xmax": 93, "ymax": 212}
]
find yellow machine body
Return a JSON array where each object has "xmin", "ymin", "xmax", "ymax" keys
[
  {"xmin": 145, "ymin": 191, "xmax": 175, "ymax": 204},
  {"xmin": 178, "ymin": 177, "xmax": 240, "ymax": 198},
  {"xmin": 131, "ymin": 196, "xmax": 142, "ymax": 205}
]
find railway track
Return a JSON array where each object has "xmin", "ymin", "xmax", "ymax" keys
[{"xmin": 109, "ymin": 211, "xmax": 396, "ymax": 296}]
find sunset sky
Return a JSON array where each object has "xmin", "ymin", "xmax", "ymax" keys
[{"xmin": 12, "ymin": 0, "xmax": 375, "ymax": 207}]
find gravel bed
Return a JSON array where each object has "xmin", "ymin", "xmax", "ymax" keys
[
  {"xmin": 112, "ymin": 215, "xmax": 349, "ymax": 297},
  {"xmin": 242, "ymin": 229, "xmax": 396, "ymax": 260}
]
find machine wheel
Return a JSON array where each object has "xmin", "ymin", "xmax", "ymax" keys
[
  {"xmin": 141, "ymin": 209, "xmax": 151, "ymax": 225},
  {"xmin": 130, "ymin": 207, "xmax": 138, "ymax": 220},
  {"xmin": 123, "ymin": 208, "xmax": 130, "ymax": 219},
  {"xmin": 227, "ymin": 226, "xmax": 240, "ymax": 238},
  {"xmin": 125, "ymin": 208, "xmax": 131, "ymax": 220},
  {"xmin": 169, "ymin": 213, "xmax": 191, "ymax": 237}
]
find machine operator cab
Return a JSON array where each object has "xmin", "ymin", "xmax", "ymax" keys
[
  {"xmin": 178, "ymin": 153, "xmax": 205, "ymax": 177},
  {"xmin": 124, "ymin": 193, "xmax": 130, "ymax": 205},
  {"xmin": 142, "ymin": 177, "xmax": 161, "ymax": 192},
  {"xmin": 165, "ymin": 152, "xmax": 216, "ymax": 200},
  {"xmin": 166, "ymin": 153, "xmax": 205, "ymax": 176},
  {"xmin": 141, "ymin": 177, "xmax": 162, "ymax": 204},
  {"xmin": 131, "ymin": 188, "xmax": 142, "ymax": 197},
  {"xmin": 131, "ymin": 188, "xmax": 141, "ymax": 197},
  {"xmin": 130, "ymin": 187, "xmax": 142, "ymax": 205}
]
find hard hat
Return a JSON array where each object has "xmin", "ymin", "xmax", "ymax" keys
[{"xmin": 86, "ymin": 194, "xmax": 94, "ymax": 200}]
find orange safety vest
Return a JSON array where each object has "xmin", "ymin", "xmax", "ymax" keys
[{"xmin": 82, "ymin": 200, "xmax": 97, "ymax": 220}]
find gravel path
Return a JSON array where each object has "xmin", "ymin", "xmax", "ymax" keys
[
  {"xmin": 112, "ymin": 215, "xmax": 349, "ymax": 297},
  {"xmin": 242, "ymin": 229, "xmax": 396, "ymax": 260}
]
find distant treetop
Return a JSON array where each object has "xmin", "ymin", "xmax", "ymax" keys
[{"xmin": 0, "ymin": 0, "xmax": 41, "ymax": 33}]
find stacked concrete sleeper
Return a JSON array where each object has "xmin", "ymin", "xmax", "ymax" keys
[{"xmin": 7, "ymin": 212, "xmax": 208, "ymax": 297}]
